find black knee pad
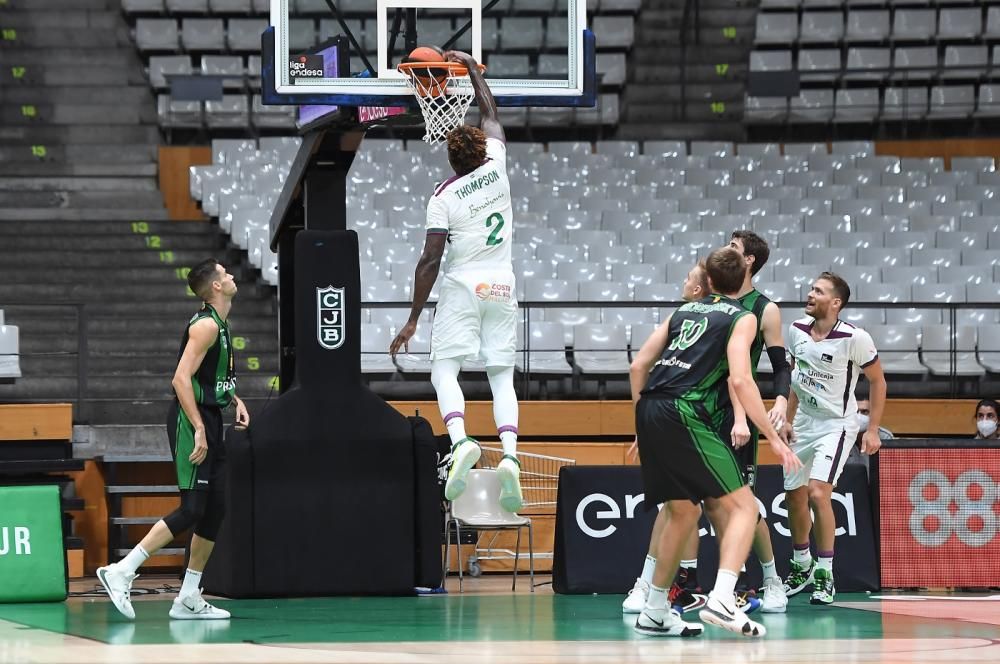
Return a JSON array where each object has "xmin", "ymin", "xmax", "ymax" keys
[
  {"xmin": 163, "ymin": 490, "xmax": 209, "ymax": 536},
  {"xmin": 193, "ymin": 489, "xmax": 226, "ymax": 541}
]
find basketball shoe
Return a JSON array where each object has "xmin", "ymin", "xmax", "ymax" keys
[
  {"xmin": 444, "ymin": 437, "xmax": 481, "ymax": 501},
  {"xmin": 169, "ymin": 589, "xmax": 231, "ymax": 620},
  {"xmin": 622, "ymin": 577, "xmax": 649, "ymax": 614},
  {"xmin": 783, "ymin": 558, "xmax": 816, "ymax": 596},
  {"xmin": 97, "ymin": 562, "xmax": 137, "ymax": 620},
  {"xmin": 669, "ymin": 582, "xmax": 708, "ymax": 613},
  {"xmin": 735, "ymin": 590, "xmax": 762, "ymax": 614},
  {"xmin": 760, "ymin": 576, "xmax": 788, "ymax": 613},
  {"xmin": 699, "ymin": 594, "xmax": 766, "ymax": 637},
  {"xmin": 634, "ymin": 607, "xmax": 703, "ymax": 637},
  {"xmin": 496, "ymin": 454, "xmax": 523, "ymax": 513},
  {"xmin": 810, "ymin": 568, "xmax": 836, "ymax": 605}
]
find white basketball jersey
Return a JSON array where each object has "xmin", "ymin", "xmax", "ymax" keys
[
  {"xmin": 424, "ymin": 138, "xmax": 513, "ymax": 272},
  {"xmin": 787, "ymin": 317, "xmax": 879, "ymax": 420}
]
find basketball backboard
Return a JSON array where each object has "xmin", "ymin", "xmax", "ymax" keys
[{"xmin": 264, "ymin": 0, "xmax": 595, "ymax": 108}]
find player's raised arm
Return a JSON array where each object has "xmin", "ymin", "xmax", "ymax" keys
[
  {"xmin": 444, "ymin": 50, "xmax": 504, "ymax": 143},
  {"xmin": 761, "ymin": 302, "xmax": 791, "ymax": 429},
  {"xmin": 628, "ymin": 315, "xmax": 672, "ymax": 404}
]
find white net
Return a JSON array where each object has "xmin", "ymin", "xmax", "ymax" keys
[{"xmin": 400, "ymin": 66, "xmax": 476, "ymax": 144}]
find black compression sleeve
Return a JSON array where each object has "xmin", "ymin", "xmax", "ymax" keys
[{"xmin": 768, "ymin": 345, "xmax": 791, "ymax": 399}]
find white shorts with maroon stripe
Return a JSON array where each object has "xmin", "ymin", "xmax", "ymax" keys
[{"xmin": 783, "ymin": 410, "xmax": 859, "ymax": 490}]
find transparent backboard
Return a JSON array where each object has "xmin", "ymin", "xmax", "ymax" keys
[{"xmin": 265, "ymin": 0, "xmax": 595, "ymax": 107}]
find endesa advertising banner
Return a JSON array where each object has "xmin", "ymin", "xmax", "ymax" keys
[
  {"xmin": 878, "ymin": 442, "xmax": 1000, "ymax": 588},
  {"xmin": 553, "ymin": 464, "xmax": 878, "ymax": 594}
]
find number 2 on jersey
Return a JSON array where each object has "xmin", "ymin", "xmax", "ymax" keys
[{"xmin": 485, "ymin": 212, "xmax": 504, "ymax": 246}]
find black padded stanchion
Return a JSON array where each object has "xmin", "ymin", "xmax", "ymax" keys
[{"xmin": 204, "ymin": 230, "xmax": 418, "ymax": 596}]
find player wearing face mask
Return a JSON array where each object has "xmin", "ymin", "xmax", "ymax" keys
[
  {"xmin": 973, "ymin": 399, "xmax": 1000, "ymax": 440},
  {"xmin": 856, "ymin": 398, "xmax": 893, "ymax": 441}
]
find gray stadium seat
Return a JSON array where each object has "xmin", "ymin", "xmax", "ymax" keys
[
  {"xmin": 182, "ymin": 19, "xmax": 225, "ymax": 51},
  {"xmin": 789, "ymin": 89, "xmax": 834, "ymax": 122},
  {"xmin": 884, "ymin": 265, "xmax": 935, "ymax": 285},
  {"xmin": 856, "ymin": 283, "xmax": 909, "ymax": 304},
  {"xmin": 205, "ymin": 94, "xmax": 249, "ymax": 128},
  {"xmin": 938, "ymin": 8, "xmax": 981, "ymax": 41},
  {"xmin": 168, "ymin": 0, "xmax": 208, "ymax": 11},
  {"xmin": 930, "ymin": 85, "xmax": 975, "ymax": 118},
  {"xmin": 157, "ymin": 95, "xmax": 202, "ymax": 128},
  {"xmin": 751, "ymin": 50, "xmax": 793, "ymax": 72},
  {"xmin": 920, "ymin": 325, "xmax": 982, "ymax": 376},
  {"xmin": 201, "ymin": 55, "xmax": 244, "ymax": 89},
  {"xmin": 755, "ymin": 13, "xmax": 798, "ymax": 44},
  {"xmin": 591, "ymin": 16, "xmax": 635, "ymax": 49},
  {"xmin": 228, "ymin": 19, "xmax": 269, "ymax": 52},
  {"xmin": 250, "ymin": 94, "xmax": 295, "ymax": 129},
  {"xmin": 845, "ymin": 48, "xmax": 890, "ymax": 82},
  {"xmin": 831, "ymin": 231, "xmax": 882, "ymax": 248},
  {"xmin": 744, "ymin": 96, "xmax": 788, "ymax": 122},
  {"xmin": 939, "ymin": 265, "xmax": 989, "ymax": 284},
  {"xmin": 892, "ymin": 9, "xmax": 936, "ymax": 42},
  {"xmin": 574, "ymin": 325, "xmax": 630, "ymax": 376},
  {"xmin": 596, "ymin": 53, "xmax": 627, "ymax": 87},
  {"xmin": 942, "ymin": 46, "xmax": 988, "ymax": 81},
  {"xmin": 869, "ymin": 326, "xmax": 926, "ymax": 375},
  {"xmin": 643, "ymin": 140, "xmax": 687, "ymax": 157},
  {"xmin": 882, "ymin": 86, "xmax": 928, "ymax": 119},
  {"xmin": 800, "ymin": 12, "xmax": 844, "ymax": 43},
  {"xmin": 516, "ymin": 322, "xmax": 572, "ymax": 376},
  {"xmin": 891, "ymin": 47, "xmax": 937, "ymax": 82},
  {"xmin": 798, "ymin": 49, "xmax": 841, "ymax": 82},
  {"xmin": 846, "ymin": 10, "xmax": 890, "ymax": 42},
  {"xmin": 952, "ymin": 156, "xmax": 995, "ymax": 172},
  {"xmin": 136, "ymin": 19, "xmax": 180, "ymax": 52},
  {"xmin": 831, "ymin": 140, "xmax": 875, "ymax": 157},
  {"xmin": 690, "ymin": 141, "xmax": 734, "ymax": 158},
  {"xmin": 977, "ymin": 324, "xmax": 1000, "ymax": 372},
  {"xmin": 835, "ymin": 88, "xmax": 880, "ymax": 122},
  {"xmin": 210, "ymin": 0, "xmax": 251, "ymax": 11},
  {"xmin": 360, "ymin": 324, "xmax": 398, "ymax": 374},
  {"xmin": 149, "ymin": 55, "xmax": 192, "ymax": 90},
  {"xmin": 123, "ymin": 0, "xmax": 164, "ymax": 12}
]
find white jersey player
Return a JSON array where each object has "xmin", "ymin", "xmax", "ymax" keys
[
  {"xmin": 390, "ymin": 50, "xmax": 523, "ymax": 513},
  {"xmin": 780, "ymin": 272, "xmax": 886, "ymax": 606}
]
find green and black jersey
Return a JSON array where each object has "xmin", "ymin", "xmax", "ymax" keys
[
  {"xmin": 641, "ymin": 294, "xmax": 751, "ymax": 419},
  {"xmin": 175, "ymin": 304, "xmax": 235, "ymax": 408},
  {"xmin": 716, "ymin": 288, "xmax": 772, "ymax": 411}
]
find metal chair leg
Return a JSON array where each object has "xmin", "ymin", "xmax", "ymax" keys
[
  {"xmin": 513, "ymin": 525, "xmax": 522, "ymax": 592},
  {"xmin": 528, "ymin": 519, "xmax": 535, "ymax": 592},
  {"xmin": 455, "ymin": 520, "xmax": 463, "ymax": 593}
]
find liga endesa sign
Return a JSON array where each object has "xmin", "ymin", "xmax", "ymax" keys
[{"xmin": 879, "ymin": 442, "xmax": 1000, "ymax": 588}]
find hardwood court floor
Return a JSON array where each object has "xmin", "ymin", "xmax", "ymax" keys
[{"xmin": 1, "ymin": 575, "xmax": 999, "ymax": 663}]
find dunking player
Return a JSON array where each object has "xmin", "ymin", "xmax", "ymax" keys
[
  {"xmin": 630, "ymin": 247, "xmax": 800, "ymax": 637},
  {"xmin": 623, "ymin": 231, "xmax": 792, "ymax": 616},
  {"xmin": 389, "ymin": 50, "xmax": 523, "ymax": 512},
  {"xmin": 98, "ymin": 260, "xmax": 246, "ymax": 620},
  {"xmin": 781, "ymin": 272, "xmax": 886, "ymax": 605}
]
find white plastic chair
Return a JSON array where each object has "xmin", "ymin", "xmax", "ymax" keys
[{"xmin": 443, "ymin": 470, "xmax": 534, "ymax": 592}]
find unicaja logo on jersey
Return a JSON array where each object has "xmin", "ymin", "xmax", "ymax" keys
[
  {"xmin": 316, "ymin": 286, "xmax": 345, "ymax": 350},
  {"xmin": 475, "ymin": 283, "xmax": 491, "ymax": 300}
]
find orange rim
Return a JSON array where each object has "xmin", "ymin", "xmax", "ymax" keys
[{"xmin": 396, "ymin": 62, "xmax": 487, "ymax": 77}]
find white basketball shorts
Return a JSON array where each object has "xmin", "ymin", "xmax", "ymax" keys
[
  {"xmin": 430, "ymin": 266, "xmax": 518, "ymax": 367},
  {"xmin": 783, "ymin": 410, "xmax": 860, "ymax": 490}
]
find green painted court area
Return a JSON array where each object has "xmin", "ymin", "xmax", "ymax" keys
[{"xmin": 2, "ymin": 593, "xmax": 998, "ymax": 646}]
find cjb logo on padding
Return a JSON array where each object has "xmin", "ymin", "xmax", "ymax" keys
[{"xmin": 317, "ymin": 286, "xmax": 345, "ymax": 350}]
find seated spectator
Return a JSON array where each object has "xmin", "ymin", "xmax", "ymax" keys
[
  {"xmin": 974, "ymin": 399, "xmax": 1000, "ymax": 440},
  {"xmin": 858, "ymin": 398, "xmax": 894, "ymax": 441}
]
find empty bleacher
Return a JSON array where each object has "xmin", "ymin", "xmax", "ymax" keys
[{"xmin": 194, "ymin": 136, "xmax": 1000, "ymax": 395}]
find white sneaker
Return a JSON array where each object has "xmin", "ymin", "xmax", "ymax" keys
[
  {"xmin": 444, "ymin": 438, "xmax": 481, "ymax": 501},
  {"xmin": 97, "ymin": 563, "xmax": 137, "ymax": 620},
  {"xmin": 496, "ymin": 455, "xmax": 523, "ymax": 513},
  {"xmin": 698, "ymin": 593, "xmax": 766, "ymax": 638},
  {"xmin": 622, "ymin": 577, "xmax": 649, "ymax": 614},
  {"xmin": 634, "ymin": 607, "xmax": 703, "ymax": 637},
  {"xmin": 761, "ymin": 577, "xmax": 788, "ymax": 613},
  {"xmin": 169, "ymin": 589, "xmax": 231, "ymax": 620}
]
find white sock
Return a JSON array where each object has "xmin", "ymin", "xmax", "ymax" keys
[
  {"xmin": 487, "ymin": 365, "xmax": 518, "ymax": 457},
  {"xmin": 793, "ymin": 546, "xmax": 812, "ymax": 566},
  {"xmin": 641, "ymin": 555, "xmax": 657, "ymax": 585},
  {"xmin": 180, "ymin": 568, "xmax": 203, "ymax": 598},
  {"xmin": 760, "ymin": 559, "xmax": 779, "ymax": 583},
  {"xmin": 817, "ymin": 555, "xmax": 833, "ymax": 573},
  {"xmin": 645, "ymin": 584, "xmax": 668, "ymax": 611},
  {"xmin": 711, "ymin": 568, "xmax": 739, "ymax": 604},
  {"xmin": 680, "ymin": 559, "xmax": 697, "ymax": 570},
  {"xmin": 119, "ymin": 544, "xmax": 149, "ymax": 574},
  {"xmin": 431, "ymin": 358, "xmax": 467, "ymax": 446}
]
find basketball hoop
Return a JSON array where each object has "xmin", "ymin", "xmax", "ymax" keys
[{"xmin": 397, "ymin": 62, "xmax": 487, "ymax": 144}]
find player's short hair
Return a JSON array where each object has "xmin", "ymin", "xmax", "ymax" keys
[
  {"xmin": 817, "ymin": 271, "xmax": 851, "ymax": 307},
  {"xmin": 447, "ymin": 125, "xmax": 487, "ymax": 175},
  {"xmin": 188, "ymin": 258, "xmax": 220, "ymax": 299},
  {"xmin": 705, "ymin": 247, "xmax": 745, "ymax": 295},
  {"xmin": 731, "ymin": 229, "xmax": 770, "ymax": 275},
  {"xmin": 975, "ymin": 398, "xmax": 1000, "ymax": 416},
  {"xmin": 692, "ymin": 259, "xmax": 710, "ymax": 294}
]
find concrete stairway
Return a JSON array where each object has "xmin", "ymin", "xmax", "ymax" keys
[
  {"xmin": 620, "ymin": 0, "xmax": 758, "ymax": 141},
  {"xmin": 0, "ymin": 0, "xmax": 164, "ymax": 221},
  {"xmin": 0, "ymin": 221, "xmax": 280, "ymax": 424}
]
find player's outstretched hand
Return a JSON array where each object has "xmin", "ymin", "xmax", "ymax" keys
[
  {"xmin": 389, "ymin": 320, "xmax": 417, "ymax": 359},
  {"xmin": 860, "ymin": 430, "xmax": 882, "ymax": 456},
  {"xmin": 731, "ymin": 418, "xmax": 751, "ymax": 448},
  {"xmin": 627, "ymin": 437, "xmax": 639, "ymax": 464},
  {"xmin": 444, "ymin": 50, "xmax": 476, "ymax": 67},
  {"xmin": 768, "ymin": 436, "xmax": 802, "ymax": 475}
]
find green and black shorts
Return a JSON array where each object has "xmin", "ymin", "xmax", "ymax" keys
[
  {"xmin": 636, "ymin": 396, "xmax": 747, "ymax": 505},
  {"xmin": 167, "ymin": 400, "xmax": 225, "ymax": 491},
  {"xmin": 719, "ymin": 409, "xmax": 760, "ymax": 488}
]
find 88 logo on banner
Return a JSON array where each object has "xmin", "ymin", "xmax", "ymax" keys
[{"xmin": 908, "ymin": 469, "xmax": 998, "ymax": 547}]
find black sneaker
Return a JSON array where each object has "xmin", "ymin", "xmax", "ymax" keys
[{"xmin": 669, "ymin": 582, "xmax": 708, "ymax": 614}]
